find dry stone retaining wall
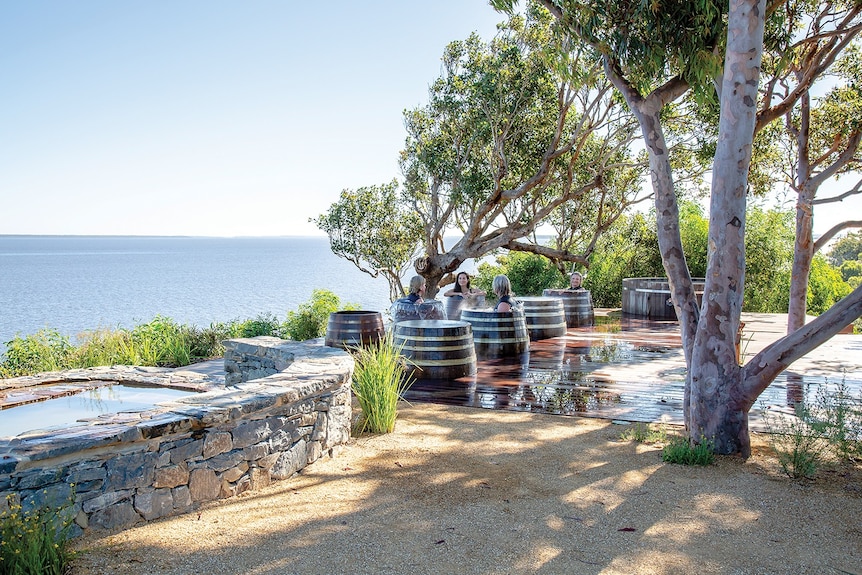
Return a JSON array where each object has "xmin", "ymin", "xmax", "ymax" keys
[{"xmin": 0, "ymin": 338, "xmax": 353, "ymax": 535}]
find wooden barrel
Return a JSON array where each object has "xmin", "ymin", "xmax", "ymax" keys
[
  {"xmin": 518, "ymin": 297, "xmax": 567, "ymax": 340},
  {"xmin": 460, "ymin": 309, "xmax": 529, "ymax": 359},
  {"xmin": 324, "ymin": 311, "xmax": 385, "ymax": 349},
  {"xmin": 621, "ymin": 278, "xmax": 705, "ymax": 320},
  {"xmin": 542, "ymin": 289, "xmax": 595, "ymax": 327},
  {"xmin": 393, "ymin": 320, "xmax": 476, "ymax": 380}
]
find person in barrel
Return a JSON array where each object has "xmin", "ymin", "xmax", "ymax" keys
[
  {"xmin": 406, "ymin": 275, "xmax": 426, "ymax": 304},
  {"xmin": 443, "ymin": 271, "xmax": 486, "ymax": 299},
  {"xmin": 567, "ymin": 271, "xmax": 586, "ymax": 291},
  {"xmin": 493, "ymin": 274, "xmax": 515, "ymax": 312}
]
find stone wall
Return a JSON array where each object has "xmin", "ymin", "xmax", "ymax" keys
[{"xmin": 0, "ymin": 338, "xmax": 353, "ymax": 535}]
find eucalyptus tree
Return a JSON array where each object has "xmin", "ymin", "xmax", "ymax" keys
[
  {"xmin": 491, "ymin": 0, "xmax": 862, "ymax": 456},
  {"xmin": 399, "ymin": 8, "xmax": 649, "ymax": 298},
  {"xmin": 313, "ymin": 181, "xmax": 422, "ymax": 301},
  {"xmin": 773, "ymin": 42, "xmax": 862, "ymax": 331}
]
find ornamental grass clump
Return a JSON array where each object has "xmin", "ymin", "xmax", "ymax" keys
[
  {"xmin": 350, "ymin": 332, "xmax": 414, "ymax": 434},
  {"xmin": 0, "ymin": 493, "xmax": 76, "ymax": 575}
]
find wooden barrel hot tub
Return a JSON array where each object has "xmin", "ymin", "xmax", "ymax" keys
[
  {"xmin": 324, "ymin": 310, "xmax": 385, "ymax": 350},
  {"xmin": 460, "ymin": 309, "xmax": 529, "ymax": 359},
  {"xmin": 542, "ymin": 289, "xmax": 595, "ymax": 327},
  {"xmin": 392, "ymin": 320, "xmax": 476, "ymax": 380},
  {"xmin": 444, "ymin": 294, "xmax": 486, "ymax": 321},
  {"xmin": 518, "ymin": 297, "xmax": 567, "ymax": 340},
  {"xmin": 621, "ymin": 277, "xmax": 705, "ymax": 320},
  {"xmin": 390, "ymin": 299, "xmax": 446, "ymax": 323}
]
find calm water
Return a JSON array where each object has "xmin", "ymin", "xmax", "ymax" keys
[
  {"xmin": 0, "ymin": 235, "xmax": 401, "ymax": 351},
  {"xmin": 0, "ymin": 384, "xmax": 194, "ymax": 438}
]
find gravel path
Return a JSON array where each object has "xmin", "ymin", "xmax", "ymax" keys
[{"xmin": 71, "ymin": 403, "xmax": 862, "ymax": 575}]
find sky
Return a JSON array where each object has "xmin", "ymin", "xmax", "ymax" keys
[
  {"xmin": 1, "ymin": 2, "xmax": 858, "ymax": 239},
  {"xmin": 0, "ymin": 1, "xmax": 503, "ymax": 237}
]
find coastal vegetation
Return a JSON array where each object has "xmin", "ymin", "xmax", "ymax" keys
[
  {"xmin": 0, "ymin": 290, "xmax": 354, "ymax": 378},
  {"xmin": 0, "ymin": 492, "xmax": 76, "ymax": 575}
]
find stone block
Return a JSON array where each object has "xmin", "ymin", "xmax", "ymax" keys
[
  {"xmin": 82, "ymin": 489, "xmax": 133, "ymax": 514},
  {"xmin": 248, "ymin": 467, "xmax": 271, "ymax": 491},
  {"xmin": 307, "ymin": 440, "xmax": 322, "ymax": 464},
  {"xmin": 242, "ymin": 442, "xmax": 270, "ymax": 461},
  {"xmin": 134, "ymin": 488, "xmax": 174, "ymax": 521},
  {"xmin": 206, "ymin": 451, "xmax": 246, "ymax": 472},
  {"xmin": 89, "ymin": 501, "xmax": 141, "ymax": 531},
  {"xmin": 270, "ymin": 440, "xmax": 307, "ymax": 480},
  {"xmin": 172, "ymin": 485, "xmax": 192, "ymax": 512},
  {"xmin": 189, "ymin": 468, "xmax": 220, "ymax": 502},
  {"xmin": 203, "ymin": 431, "xmax": 233, "ymax": 459},
  {"xmin": 105, "ymin": 451, "xmax": 158, "ymax": 491},
  {"xmin": 14, "ymin": 467, "xmax": 64, "ymax": 490},
  {"xmin": 153, "ymin": 464, "xmax": 189, "ymax": 489},
  {"xmin": 169, "ymin": 438, "xmax": 203, "ymax": 465},
  {"xmin": 21, "ymin": 482, "xmax": 73, "ymax": 513},
  {"xmin": 231, "ymin": 420, "xmax": 272, "ymax": 449},
  {"xmin": 221, "ymin": 463, "xmax": 248, "ymax": 483}
]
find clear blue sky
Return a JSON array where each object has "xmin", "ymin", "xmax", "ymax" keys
[
  {"xmin": 1, "ymin": 2, "xmax": 857, "ymax": 238},
  {"xmin": 0, "ymin": 1, "xmax": 503, "ymax": 237}
]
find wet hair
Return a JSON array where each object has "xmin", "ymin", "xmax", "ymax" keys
[
  {"xmin": 492, "ymin": 274, "xmax": 511, "ymax": 297},
  {"xmin": 454, "ymin": 271, "xmax": 471, "ymax": 293},
  {"xmin": 408, "ymin": 275, "xmax": 425, "ymax": 295}
]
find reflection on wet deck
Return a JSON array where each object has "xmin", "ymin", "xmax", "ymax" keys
[{"xmin": 402, "ymin": 315, "xmax": 861, "ymax": 430}]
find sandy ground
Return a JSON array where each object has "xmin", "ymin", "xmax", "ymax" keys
[{"xmin": 71, "ymin": 403, "xmax": 861, "ymax": 575}]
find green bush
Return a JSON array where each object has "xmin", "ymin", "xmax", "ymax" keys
[
  {"xmin": 284, "ymin": 289, "xmax": 356, "ymax": 341},
  {"xmin": 350, "ymin": 332, "xmax": 414, "ymax": 434},
  {"xmin": 0, "ymin": 329, "xmax": 72, "ymax": 378},
  {"xmin": 475, "ymin": 252, "xmax": 566, "ymax": 301},
  {"xmin": 661, "ymin": 435, "xmax": 715, "ymax": 465},
  {"xmin": 761, "ymin": 404, "xmax": 826, "ymax": 479},
  {"xmin": 0, "ymin": 493, "xmax": 76, "ymax": 575}
]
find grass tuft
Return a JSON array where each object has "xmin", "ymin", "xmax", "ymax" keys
[{"xmin": 349, "ymin": 332, "xmax": 413, "ymax": 435}]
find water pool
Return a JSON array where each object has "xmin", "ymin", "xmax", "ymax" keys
[{"xmin": 0, "ymin": 384, "xmax": 195, "ymax": 438}]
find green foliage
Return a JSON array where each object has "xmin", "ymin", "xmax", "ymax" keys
[
  {"xmin": 474, "ymin": 252, "xmax": 565, "ymax": 300},
  {"xmin": 661, "ymin": 436, "xmax": 715, "ymax": 466},
  {"xmin": 828, "ymin": 231, "xmax": 862, "ymax": 267},
  {"xmin": 743, "ymin": 206, "xmax": 794, "ymax": 312},
  {"xmin": 806, "ymin": 256, "xmax": 852, "ymax": 315},
  {"xmin": 349, "ymin": 332, "xmax": 414, "ymax": 434},
  {"xmin": 804, "ymin": 380, "xmax": 862, "ymax": 462},
  {"xmin": 0, "ymin": 329, "xmax": 72, "ymax": 378},
  {"xmin": 584, "ymin": 212, "xmax": 666, "ymax": 307},
  {"xmin": 620, "ymin": 423, "xmax": 668, "ymax": 444},
  {"xmin": 313, "ymin": 181, "xmax": 422, "ymax": 301},
  {"xmin": 0, "ymin": 492, "xmax": 76, "ymax": 575},
  {"xmin": 284, "ymin": 289, "xmax": 355, "ymax": 342},
  {"xmin": 761, "ymin": 404, "xmax": 825, "ymax": 479}
]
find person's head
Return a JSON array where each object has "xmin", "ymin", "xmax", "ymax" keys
[
  {"xmin": 409, "ymin": 275, "xmax": 426, "ymax": 296},
  {"xmin": 492, "ymin": 274, "xmax": 511, "ymax": 298},
  {"xmin": 570, "ymin": 271, "xmax": 583, "ymax": 289},
  {"xmin": 455, "ymin": 271, "xmax": 471, "ymax": 292}
]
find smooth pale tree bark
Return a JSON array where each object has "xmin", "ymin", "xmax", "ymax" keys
[{"xmin": 515, "ymin": 0, "xmax": 862, "ymax": 456}]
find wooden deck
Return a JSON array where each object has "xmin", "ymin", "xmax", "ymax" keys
[{"xmin": 402, "ymin": 311, "xmax": 862, "ymax": 431}]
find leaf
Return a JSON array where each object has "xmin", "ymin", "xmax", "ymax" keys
[{"xmin": 618, "ymin": 527, "xmax": 637, "ymax": 532}]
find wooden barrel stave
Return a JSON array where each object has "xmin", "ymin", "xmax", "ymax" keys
[
  {"xmin": 517, "ymin": 297, "xmax": 567, "ymax": 340},
  {"xmin": 393, "ymin": 320, "xmax": 476, "ymax": 380},
  {"xmin": 460, "ymin": 309, "xmax": 530, "ymax": 359},
  {"xmin": 542, "ymin": 289, "xmax": 595, "ymax": 327}
]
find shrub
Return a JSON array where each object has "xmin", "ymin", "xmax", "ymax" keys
[
  {"xmin": 0, "ymin": 492, "xmax": 76, "ymax": 575},
  {"xmin": 0, "ymin": 329, "xmax": 72, "ymax": 377},
  {"xmin": 350, "ymin": 332, "xmax": 414, "ymax": 434},
  {"xmin": 803, "ymin": 380, "xmax": 862, "ymax": 462},
  {"xmin": 761, "ymin": 404, "xmax": 826, "ymax": 479},
  {"xmin": 661, "ymin": 435, "xmax": 715, "ymax": 465},
  {"xmin": 284, "ymin": 289, "xmax": 356, "ymax": 341}
]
